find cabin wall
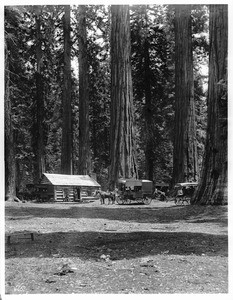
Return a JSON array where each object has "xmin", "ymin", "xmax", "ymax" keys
[
  {"xmin": 37, "ymin": 184, "xmax": 54, "ymax": 201},
  {"xmin": 55, "ymin": 186, "xmax": 75, "ymax": 202},
  {"xmin": 38, "ymin": 183, "xmax": 99, "ymax": 202}
]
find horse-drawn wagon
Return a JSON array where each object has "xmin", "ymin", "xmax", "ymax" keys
[{"xmin": 116, "ymin": 178, "xmax": 153, "ymax": 205}]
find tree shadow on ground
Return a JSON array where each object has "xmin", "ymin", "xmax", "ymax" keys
[
  {"xmin": 5, "ymin": 202, "xmax": 228, "ymax": 226},
  {"xmin": 5, "ymin": 230, "xmax": 228, "ymax": 261}
]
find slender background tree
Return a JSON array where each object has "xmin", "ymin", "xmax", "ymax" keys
[
  {"xmin": 61, "ymin": 5, "xmax": 73, "ymax": 174},
  {"xmin": 78, "ymin": 5, "xmax": 91, "ymax": 175},
  {"xmin": 5, "ymin": 32, "xmax": 17, "ymax": 201},
  {"xmin": 131, "ymin": 5, "xmax": 173, "ymax": 182},
  {"xmin": 86, "ymin": 6, "xmax": 111, "ymax": 187},
  {"xmin": 5, "ymin": 7, "xmax": 26, "ymax": 201},
  {"xmin": 34, "ymin": 6, "xmax": 46, "ymax": 181}
]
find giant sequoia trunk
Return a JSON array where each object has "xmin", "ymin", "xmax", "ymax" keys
[
  {"xmin": 109, "ymin": 5, "xmax": 138, "ymax": 189},
  {"xmin": 34, "ymin": 9, "xmax": 45, "ymax": 182},
  {"xmin": 4, "ymin": 42, "xmax": 18, "ymax": 201},
  {"xmin": 61, "ymin": 5, "xmax": 73, "ymax": 174},
  {"xmin": 192, "ymin": 5, "xmax": 228, "ymax": 205},
  {"xmin": 172, "ymin": 5, "xmax": 199, "ymax": 185},
  {"xmin": 78, "ymin": 5, "xmax": 91, "ymax": 175}
]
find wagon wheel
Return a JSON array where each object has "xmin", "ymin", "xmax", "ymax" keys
[
  {"xmin": 121, "ymin": 197, "xmax": 129, "ymax": 205},
  {"xmin": 182, "ymin": 196, "xmax": 190, "ymax": 205},
  {"xmin": 175, "ymin": 197, "xmax": 181, "ymax": 205},
  {"xmin": 186, "ymin": 197, "xmax": 191, "ymax": 204},
  {"xmin": 143, "ymin": 197, "xmax": 152, "ymax": 205},
  {"xmin": 116, "ymin": 196, "xmax": 124, "ymax": 205},
  {"xmin": 126, "ymin": 198, "xmax": 132, "ymax": 204},
  {"xmin": 135, "ymin": 198, "xmax": 142, "ymax": 204},
  {"xmin": 175, "ymin": 196, "xmax": 185, "ymax": 205}
]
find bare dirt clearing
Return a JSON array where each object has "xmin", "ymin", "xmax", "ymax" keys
[{"xmin": 5, "ymin": 200, "xmax": 228, "ymax": 294}]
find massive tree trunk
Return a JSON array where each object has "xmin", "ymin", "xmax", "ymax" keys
[
  {"xmin": 172, "ymin": 5, "xmax": 199, "ymax": 185},
  {"xmin": 109, "ymin": 5, "xmax": 138, "ymax": 189},
  {"xmin": 78, "ymin": 5, "xmax": 91, "ymax": 175},
  {"xmin": 34, "ymin": 8, "xmax": 45, "ymax": 182},
  {"xmin": 192, "ymin": 5, "xmax": 228, "ymax": 205},
  {"xmin": 4, "ymin": 41, "xmax": 19, "ymax": 201},
  {"xmin": 61, "ymin": 5, "xmax": 73, "ymax": 174}
]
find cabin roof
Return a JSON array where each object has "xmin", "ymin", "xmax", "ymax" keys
[{"xmin": 40, "ymin": 173, "xmax": 101, "ymax": 187}]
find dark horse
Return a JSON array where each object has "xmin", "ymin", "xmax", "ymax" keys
[{"xmin": 94, "ymin": 190, "xmax": 116, "ymax": 205}]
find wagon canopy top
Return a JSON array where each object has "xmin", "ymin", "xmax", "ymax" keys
[
  {"xmin": 175, "ymin": 182, "xmax": 198, "ymax": 187},
  {"xmin": 118, "ymin": 178, "xmax": 152, "ymax": 188},
  {"xmin": 40, "ymin": 173, "xmax": 101, "ymax": 187}
]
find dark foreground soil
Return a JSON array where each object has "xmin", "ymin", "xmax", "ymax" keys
[{"xmin": 5, "ymin": 199, "xmax": 228, "ymax": 294}]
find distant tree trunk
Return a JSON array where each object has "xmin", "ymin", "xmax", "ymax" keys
[
  {"xmin": 34, "ymin": 8, "xmax": 45, "ymax": 182},
  {"xmin": 172, "ymin": 5, "xmax": 199, "ymax": 185},
  {"xmin": 109, "ymin": 5, "xmax": 138, "ymax": 189},
  {"xmin": 4, "ymin": 41, "xmax": 19, "ymax": 201},
  {"xmin": 78, "ymin": 5, "xmax": 91, "ymax": 175},
  {"xmin": 61, "ymin": 5, "xmax": 73, "ymax": 174},
  {"xmin": 144, "ymin": 44, "xmax": 154, "ymax": 181},
  {"xmin": 192, "ymin": 5, "xmax": 227, "ymax": 205},
  {"xmin": 143, "ymin": 9, "xmax": 154, "ymax": 181}
]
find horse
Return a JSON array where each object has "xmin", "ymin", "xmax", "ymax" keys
[
  {"xmin": 94, "ymin": 189, "xmax": 116, "ymax": 205},
  {"xmin": 152, "ymin": 188, "xmax": 167, "ymax": 202}
]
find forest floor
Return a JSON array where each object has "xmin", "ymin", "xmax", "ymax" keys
[{"xmin": 4, "ymin": 199, "xmax": 228, "ymax": 295}]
